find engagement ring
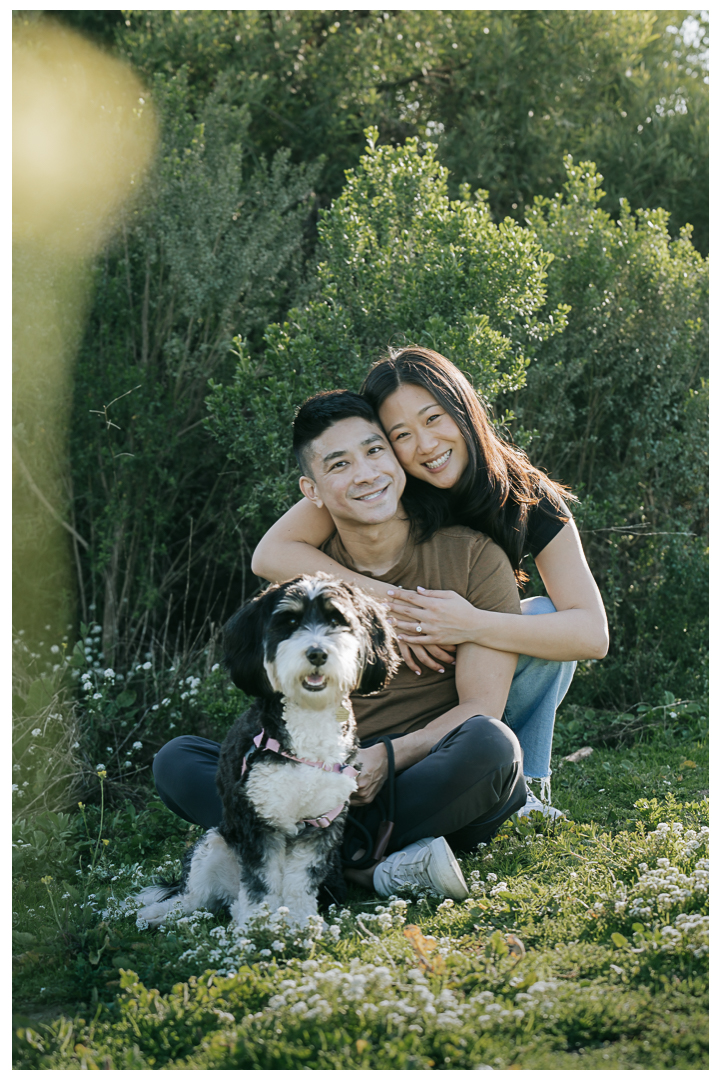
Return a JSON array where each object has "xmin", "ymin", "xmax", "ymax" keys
[{"xmin": 416, "ymin": 624, "xmax": 423, "ymax": 633}]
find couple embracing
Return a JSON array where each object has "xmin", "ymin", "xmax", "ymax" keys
[{"xmin": 155, "ymin": 347, "xmax": 608, "ymax": 899}]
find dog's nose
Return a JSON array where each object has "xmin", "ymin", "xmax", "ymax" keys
[{"xmin": 306, "ymin": 646, "xmax": 327, "ymax": 667}]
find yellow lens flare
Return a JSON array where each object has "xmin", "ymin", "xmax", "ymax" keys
[{"xmin": 13, "ymin": 17, "xmax": 157, "ymax": 813}]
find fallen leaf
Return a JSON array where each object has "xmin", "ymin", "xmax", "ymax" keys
[
  {"xmin": 356, "ymin": 1039, "xmax": 369, "ymax": 1053},
  {"xmin": 403, "ymin": 924, "xmax": 445, "ymax": 973},
  {"xmin": 681, "ymin": 760, "xmax": 696, "ymax": 769},
  {"xmin": 563, "ymin": 746, "xmax": 593, "ymax": 763}
]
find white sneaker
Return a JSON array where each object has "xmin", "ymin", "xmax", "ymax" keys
[
  {"xmin": 516, "ymin": 785, "xmax": 565, "ymax": 820},
  {"xmin": 372, "ymin": 836, "xmax": 469, "ymax": 900}
]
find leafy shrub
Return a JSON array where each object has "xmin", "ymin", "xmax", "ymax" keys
[
  {"xmin": 553, "ymin": 694, "xmax": 707, "ymax": 757},
  {"xmin": 14, "ymin": 801, "xmax": 708, "ymax": 1069},
  {"xmin": 69, "ymin": 68, "xmax": 321, "ymax": 667},
  {"xmin": 64, "ymin": 621, "xmax": 248, "ymax": 798},
  {"xmin": 207, "ymin": 130, "xmax": 569, "ymax": 532},
  {"xmin": 514, "ymin": 159, "xmax": 708, "ymax": 706},
  {"xmin": 106, "ymin": 10, "xmax": 709, "ymax": 252}
]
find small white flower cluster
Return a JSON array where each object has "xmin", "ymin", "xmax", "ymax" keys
[
  {"xmin": 250, "ymin": 958, "xmax": 528, "ymax": 1039},
  {"xmin": 628, "ymin": 856, "xmax": 708, "ymax": 915},
  {"xmin": 672, "ymin": 911, "xmax": 709, "ymax": 957},
  {"xmin": 646, "ymin": 821, "xmax": 709, "ymax": 861},
  {"xmin": 608, "ymin": 839, "xmax": 709, "ymax": 935},
  {"xmin": 180, "ymin": 676, "xmax": 202, "ymax": 701},
  {"xmin": 355, "ymin": 898, "xmax": 409, "ymax": 933},
  {"xmin": 169, "ymin": 904, "xmax": 329, "ymax": 975},
  {"xmin": 469, "ymin": 870, "xmax": 486, "ymax": 895}
]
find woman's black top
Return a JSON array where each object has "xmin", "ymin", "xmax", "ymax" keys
[{"xmin": 524, "ymin": 495, "xmax": 569, "ymax": 559}]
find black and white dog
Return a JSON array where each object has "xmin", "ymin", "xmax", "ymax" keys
[{"xmin": 136, "ymin": 574, "xmax": 398, "ymax": 929}]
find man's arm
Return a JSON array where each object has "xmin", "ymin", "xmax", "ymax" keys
[{"xmin": 351, "ymin": 640, "xmax": 518, "ymax": 805}]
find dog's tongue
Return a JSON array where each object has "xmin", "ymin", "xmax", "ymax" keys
[{"xmin": 305, "ymin": 673, "xmax": 325, "ymax": 686}]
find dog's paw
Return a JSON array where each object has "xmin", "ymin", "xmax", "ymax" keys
[{"xmin": 135, "ymin": 898, "xmax": 183, "ymax": 929}]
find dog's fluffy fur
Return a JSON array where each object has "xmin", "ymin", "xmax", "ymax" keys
[{"xmin": 136, "ymin": 574, "xmax": 398, "ymax": 929}]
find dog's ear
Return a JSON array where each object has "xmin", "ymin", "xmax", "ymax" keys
[
  {"xmin": 355, "ymin": 594, "xmax": 401, "ymax": 695},
  {"xmin": 222, "ymin": 585, "xmax": 279, "ymax": 697}
]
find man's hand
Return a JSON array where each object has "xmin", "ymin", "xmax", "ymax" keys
[
  {"xmin": 397, "ymin": 638, "xmax": 457, "ymax": 675},
  {"xmin": 350, "ymin": 742, "xmax": 389, "ymax": 806}
]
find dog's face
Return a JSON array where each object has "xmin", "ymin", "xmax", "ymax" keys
[{"xmin": 223, "ymin": 574, "xmax": 399, "ymax": 705}]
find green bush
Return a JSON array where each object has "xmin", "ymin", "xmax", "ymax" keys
[
  {"xmin": 208, "ymin": 143, "xmax": 708, "ymax": 711},
  {"xmin": 207, "ymin": 131, "xmax": 568, "ymax": 531},
  {"xmin": 14, "ymin": 798, "xmax": 708, "ymax": 1069},
  {"xmin": 69, "ymin": 68, "xmax": 320, "ymax": 666},
  {"xmin": 514, "ymin": 158, "xmax": 708, "ymax": 706},
  {"xmin": 104, "ymin": 10, "xmax": 709, "ymax": 252}
]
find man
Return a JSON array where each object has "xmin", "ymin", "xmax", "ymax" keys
[{"xmin": 153, "ymin": 391, "xmax": 526, "ymax": 900}]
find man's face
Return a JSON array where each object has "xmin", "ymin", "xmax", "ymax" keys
[{"xmin": 299, "ymin": 416, "xmax": 406, "ymax": 527}]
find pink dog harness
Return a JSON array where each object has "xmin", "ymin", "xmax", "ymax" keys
[{"xmin": 240, "ymin": 728, "xmax": 359, "ymax": 828}]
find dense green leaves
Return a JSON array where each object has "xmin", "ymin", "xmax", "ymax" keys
[
  {"xmin": 104, "ymin": 9, "xmax": 708, "ymax": 252},
  {"xmin": 511, "ymin": 158, "xmax": 708, "ymax": 704},
  {"xmin": 69, "ymin": 71, "xmax": 320, "ymax": 662},
  {"xmin": 207, "ymin": 133, "xmax": 568, "ymax": 530}
]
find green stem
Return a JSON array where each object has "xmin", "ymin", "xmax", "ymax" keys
[{"xmin": 91, "ymin": 775, "xmax": 105, "ymax": 872}]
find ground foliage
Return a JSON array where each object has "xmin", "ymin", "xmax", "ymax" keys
[{"xmin": 13, "ymin": 709, "xmax": 708, "ymax": 1069}]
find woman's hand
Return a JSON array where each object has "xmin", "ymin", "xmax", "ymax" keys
[
  {"xmin": 386, "ymin": 586, "xmax": 483, "ymax": 649},
  {"xmin": 350, "ymin": 742, "xmax": 389, "ymax": 805}
]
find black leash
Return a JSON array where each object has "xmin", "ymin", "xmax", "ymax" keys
[{"xmin": 341, "ymin": 735, "xmax": 396, "ymax": 869}]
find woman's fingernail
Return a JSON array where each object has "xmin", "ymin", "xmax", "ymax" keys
[
  {"xmin": 387, "ymin": 590, "xmax": 395, "ymax": 596},
  {"xmin": 438, "ymin": 668, "xmax": 444, "ymax": 673},
  {"xmin": 397, "ymin": 634, "xmax": 404, "ymax": 640},
  {"xmin": 415, "ymin": 670, "xmax": 421, "ymax": 676},
  {"xmin": 417, "ymin": 586, "xmax": 426, "ymax": 592}
]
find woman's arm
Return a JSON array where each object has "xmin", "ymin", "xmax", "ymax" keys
[
  {"xmin": 387, "ymin": 520, "xmax": 609, "ymax": 662},
  {"xmin": 251, "ymin": 498, "xmax": 388, "ymax": 598},
  {"xmin": 251, "ymin": 499, "xmax": 457, "ymax": 673}
]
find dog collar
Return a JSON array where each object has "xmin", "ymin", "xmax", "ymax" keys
[
  {"xmin": 240, "ymin": 729, "xmax": 358, "ymax": 827},
  {"xmin": 241, "ymin": 728, "xmax": 359, "ymax": 782}
]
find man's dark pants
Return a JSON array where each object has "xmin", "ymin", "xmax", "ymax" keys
[{"xmin": 152, "ymin": 715, "xmax": 527, "ymax": 856}]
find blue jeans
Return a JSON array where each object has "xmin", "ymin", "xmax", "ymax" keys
[{"xmin": 502, "ymin": 595, "xmax": 576, "ymax": 787}]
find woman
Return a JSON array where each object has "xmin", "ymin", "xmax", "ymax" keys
[{"xmin": 252, "ymin": 347, "xmax": 608, "ymax": 815}]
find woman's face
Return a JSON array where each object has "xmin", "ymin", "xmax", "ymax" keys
[{"xmin": 378, "ymin": 383, "xmax": 470, "ymax": 490}]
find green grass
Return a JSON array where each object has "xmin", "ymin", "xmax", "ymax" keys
[{"xmin": 13, "ymin": 722, "xmax": 708, "ymax": 1069}]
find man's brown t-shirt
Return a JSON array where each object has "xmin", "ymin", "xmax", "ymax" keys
[{"xmin": 322, "ymin": 526, "xmax": 521, "ymax": 741}]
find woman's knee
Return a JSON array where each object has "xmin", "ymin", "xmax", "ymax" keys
[{"xmin": 520, "ymin": 594, "xmax": 556, "ymax": 616}]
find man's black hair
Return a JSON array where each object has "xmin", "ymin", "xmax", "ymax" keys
[{"xmin": 292, "ymin": 390, "xmax": 381, "ymax": 477}]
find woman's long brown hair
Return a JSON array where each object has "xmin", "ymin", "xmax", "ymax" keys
[{"xmin": 360, "ymin": 347, "xmax": 575, "ymax": 584}]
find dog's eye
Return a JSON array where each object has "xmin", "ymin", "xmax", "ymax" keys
[{"xmin": 329, "ymin": 613, "xmax": 346, "ymax": 628}]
